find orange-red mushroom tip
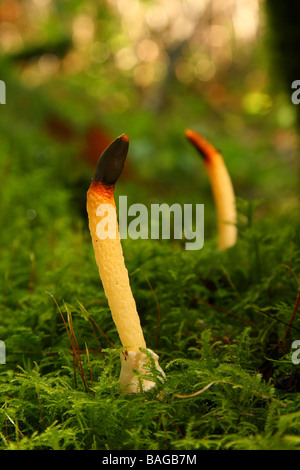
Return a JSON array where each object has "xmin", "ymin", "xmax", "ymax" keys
[
  {"xmin": 120, "ymin": 133, "xmax": 130, "ymax": 143},
  {"xmin": 184, "ymin": 128, "xmax": 217, "ymax": 163}
]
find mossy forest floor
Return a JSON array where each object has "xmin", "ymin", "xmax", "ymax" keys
[{"xmin": 0, "ymin": 57, "xmax": 299, "ymax": 451}]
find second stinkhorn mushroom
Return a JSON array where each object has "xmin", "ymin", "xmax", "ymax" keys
[
  {"xmin": 185, "ymin": 129, "xmax": 237, "ymax": 250},
  {"xmin": 86, "ymin": 134, "xmax": 165, "ymax": 393}
]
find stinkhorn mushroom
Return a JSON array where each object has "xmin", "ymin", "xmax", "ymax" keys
[
  {"xmin": 86, "ymin": 134, "xmax": 165, "ymax": 393},
  {"xmin": 185, "ymin": 129, "xmax": 237, "ymax": 250}
]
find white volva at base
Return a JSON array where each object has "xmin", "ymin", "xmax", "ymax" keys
[{"xmin": 119, "ymin": 348, "xmax": 166, "ymax": 393}]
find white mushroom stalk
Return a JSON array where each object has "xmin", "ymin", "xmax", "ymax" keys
[
  {"xmin": 86, "ymin": 134, "xmax": 165, "ymax": 393},
  {"xmin": 185, "ymin": 129, "xmax": 237, "ymax": 250}
]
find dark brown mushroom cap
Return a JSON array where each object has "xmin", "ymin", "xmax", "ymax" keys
[{"xmin": 93, "ymin": 134, "xmax": 129, "ymax": 185}]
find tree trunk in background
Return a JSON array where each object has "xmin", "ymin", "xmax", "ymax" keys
[{"xmin": 265, "ymin": 0, "xmax": 300, "ymax": 127}]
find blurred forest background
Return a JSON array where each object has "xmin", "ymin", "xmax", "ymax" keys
[{"xmin": 0, "ymin": 0, "xmax": 298, "ymax": 220}]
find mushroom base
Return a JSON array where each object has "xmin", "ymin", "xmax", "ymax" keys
[{"xmin": 119, "ymin": 348, "xmax": 165, "ymax": 393}]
